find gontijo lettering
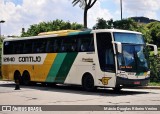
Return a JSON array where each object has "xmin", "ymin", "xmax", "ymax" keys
[
  {"xmin": 3, "ymin": 56, "xmax": 41, "ymax": 63},
  {"xmin": 19, "ymin": 56, "xmax": 41, "ymax": 62}
]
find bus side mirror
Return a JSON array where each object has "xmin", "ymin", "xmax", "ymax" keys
[
  {"xmin": 147, "ymin": 44, "xmax": 158, "ymax": 55},
  {"xmin": 112, "ymin": 41, "xmax": 122, "ymax": 53}
]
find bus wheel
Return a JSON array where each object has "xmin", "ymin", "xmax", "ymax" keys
[
  {"xmin": 82, "ymin": 74, "xmax": 95, "ymax": 92},
  {"xmin": 14, "ymin": 71, "xmax": 22, "ymax": 84},
  {"xmin": 22, "ymin": 71, "xmax": 31, "ymax": 86}
]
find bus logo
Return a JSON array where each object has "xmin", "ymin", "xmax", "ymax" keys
[{"xmin": 99, "ymin": 77, "xmax": 111, "ymax": 85}]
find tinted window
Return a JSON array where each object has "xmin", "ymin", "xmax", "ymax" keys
[
  {"xmin": 3, "ymin": 34, "xmax": 95, "ymax": 55},
  {"xmin": 78, "ymin": 34, "xmax": 95, "ymax": 52},
  {"xmin": 13, "ymin": 41, "xmax": 24, "ymax": 54},
  {"xmin": 23, "ymin": 40, "xmax": 33, "ymax": 54},
  {"xmin": 32, "ymin": 39, "xmax": 47, "ymax": 53},
  {"xmin": 4, "ymin": 41, "xmax": 13, "ymax": 54},
  {"xmin": 114, "ymin": 32, "xmax": 144, "ymax": 44}
]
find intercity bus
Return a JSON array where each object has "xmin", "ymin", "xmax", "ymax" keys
[{"xmin": 1, "ymin": 29, "xmax": 158, "ymax": 91}]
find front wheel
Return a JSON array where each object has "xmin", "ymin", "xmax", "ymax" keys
[{"xmin": 82, "ymin": 74, "xmax": 96, "ymax": 92}]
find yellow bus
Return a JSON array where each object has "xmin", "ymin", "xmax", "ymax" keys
[{"xmin": 1, "ymin": 29, "xmax": 158, "ymax": 91}]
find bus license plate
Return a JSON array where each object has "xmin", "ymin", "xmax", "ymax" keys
[{"xmin": 134, "ymin": 81, "xmax": 140, "ymax": 85}]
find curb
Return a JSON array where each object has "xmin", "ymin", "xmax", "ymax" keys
[
  {"xmin": 128, "ymin": 86, "xmax": 160, "ymax": 89},
  {"xmin": 138, "ymin": 86, "xmax": 160, "ymax": 89}
]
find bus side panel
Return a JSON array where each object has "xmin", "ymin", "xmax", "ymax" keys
[
  {"xmin": 64, "ymin": 53, "xmax": 96, "ymax": 85},
  {"xmin": 45, "ymin": 53, "xmax": 67, "ymax": 83},
  {"xmin": 94, "ymin": 54, "xmax": 116, "ymax": 88},
  {"xmin": 64, "ymin": 53, "xmax": 116, "ymax": 87},
  {"xmin": 34, "ymin": 53, "xmax": 57, "ymax": 82},
  {"xmin": 64, "ymin": 52, "xmax": 116, "ymax": 88},
  {"xmin": 54, "ymin": 52, "xmax": 78, "ymax": 83},
  {"xmin": 1, "ymin": 65, "xmax": 10, "ymax": 80},
  {"xmin": 45, "ymin": 53, "xmax": 78, "ymax": 83},
  {"xmin": 2, "ymin": 54, "xmax": 49, "ymax": 82},
  {"xmin": 2, "ymin": 64, "xmax": 33, "ymax": 81}
]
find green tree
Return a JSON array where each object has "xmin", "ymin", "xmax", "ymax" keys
[
  {"xmin": 96, "ymin": 18, "xmax": 140, "ymax": 31},
  {"xmin": 136, "ymin": 25, "xmax": 152, "ymax": 44},
  {"xmin": 94, "ymin": 18, "xmax": 138, "ymax": 30},
  {"xmin": 93, "ymin": 18, "xmax": 114, "ymax": 29},
  {"xmin": 146, "ymin": 22, "xmax": 160, "ymax": 46},
  {"xmin": 72, "ymin": 0, "xmax": 97, "ymax": 28},
  {"xmin": 21, "ymin": 19, "xmax": 83, "ymax": 37},
  {"xmin": 149, "ymin": 56, "xmax": 159, "ymax": 82},
  {"xmin": 113, "ymin": 18, "xmax": 138, "ymax": 31},
  {"xmin": 145, "ymin": 22, "xmax": 160, "ymax": 82},
  {"xmin": 93, "ymin": 18, "xmax": 108, "ymax": 29}
]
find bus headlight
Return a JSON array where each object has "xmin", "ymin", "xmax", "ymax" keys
[{"xmin": 120, "ymin": 74, "xmax": 128, "ymax": 79}]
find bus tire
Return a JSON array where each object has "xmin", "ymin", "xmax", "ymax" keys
[
  {"xmin": 14, "ymin": 71, "xmax": 22, "ymax": 84},
  {"xmin": 82, "ymin": 74, "xmax": 96, "ymax": 92},
  {"xmin": 22, "ymin": 71, "xmax": 31, "ymax": 86}
]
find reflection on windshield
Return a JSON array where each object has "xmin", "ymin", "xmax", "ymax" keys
[
  {"xmin": 118, "ymin": 45, "xmax": 148, "ymax": 72},
  {"xmin": 114, "ymin": 32, "xmax": 145, "ymax": 44}
]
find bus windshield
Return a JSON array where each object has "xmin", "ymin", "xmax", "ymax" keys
[
  {"xmin": 114, "ymin": 33, "xmax": 148, "ymax": 72},
  {"xmin": 114, "ymin": 32, "xmax": 144, "ymax": 44}
]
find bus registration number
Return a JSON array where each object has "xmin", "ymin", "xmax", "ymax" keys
[{"xmin": 134, "ymin": 81, "xmax": 140, "ymax": 85}]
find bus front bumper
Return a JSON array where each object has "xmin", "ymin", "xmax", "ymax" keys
[{"xmin": 116, "ymin": 77, "xmax": 150, "ymax": 87}]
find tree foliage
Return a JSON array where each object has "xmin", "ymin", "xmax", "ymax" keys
[
  {"xmin": 72, "ymin": 0, "xmax": 97, "ymax": 28},
  {"xmin": 149, "ymin": 56, "xmax": 160, "ymax": 82},
  {"xmin": 94, "ymin": 18, "xmax": 138, "ymax": 30},
  {"xmin": 21, "ymin": 19, "xmax": 83, "ymax": 37},
  {"xmin": 146, "ymin": 22, "xmax": 160, "ymax": 46},
  {"xmin": 93, "ymin": 18, "xmax": 112, "ymax": 29}
]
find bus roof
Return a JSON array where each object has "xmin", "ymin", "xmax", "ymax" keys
[
  {"xmin": 93, "ymin": 29, "xmax": 142, "ymax": 34},
  {"xmin": 38, "ymin": 30, "xmax": 80, "ymax": 36},
  {"xmin": 3, "ymin": 29, "xmax": 142, "ymax": 42}
]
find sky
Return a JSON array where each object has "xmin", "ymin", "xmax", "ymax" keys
[{"xmin": 0, "ymin": 0, "xmax": 160, "ymax": 36}]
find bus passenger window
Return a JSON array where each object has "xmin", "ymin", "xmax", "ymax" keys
[
  {"xmin": 80, "ymin": 43, "xmax": 87, "ymax": 51},
  {"xmin": 46, "ymin": 41, "xmax": 51, "ymax": 53},
  {"xmin": 46, "ymin": 39, "xmax": 57, "ymax": 53},
  {"xmin": 71, "ymin": 44, "xmax": 76, "ymax": 51},
  {"xmin": 88, "ymin": 39, "xmax": 94, "ymax": 51},
  {"xmin": 78, "ymin": 34, "xmax": 94, "ymax": 52},
  {"xmin": 69, "ymin": 38, "xmax": 77, "ymax": 52},
  {"xmin": 60, "ymin": 39, "xmax": 66, "ymax": 52},
  {"xmin": 23, "ymin": 40, "xmax": 33, "ymax": 54},
  {"xmin": 12, "ymin": 41, "xmax": 24, "ymax": 54},
  {"xmin": 39, "ymin": 41, "xmax": 46, "ymax": 53},
  {"xmin": 4, "ymin": 41, "xmax": 13, "ymax": 54}
]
